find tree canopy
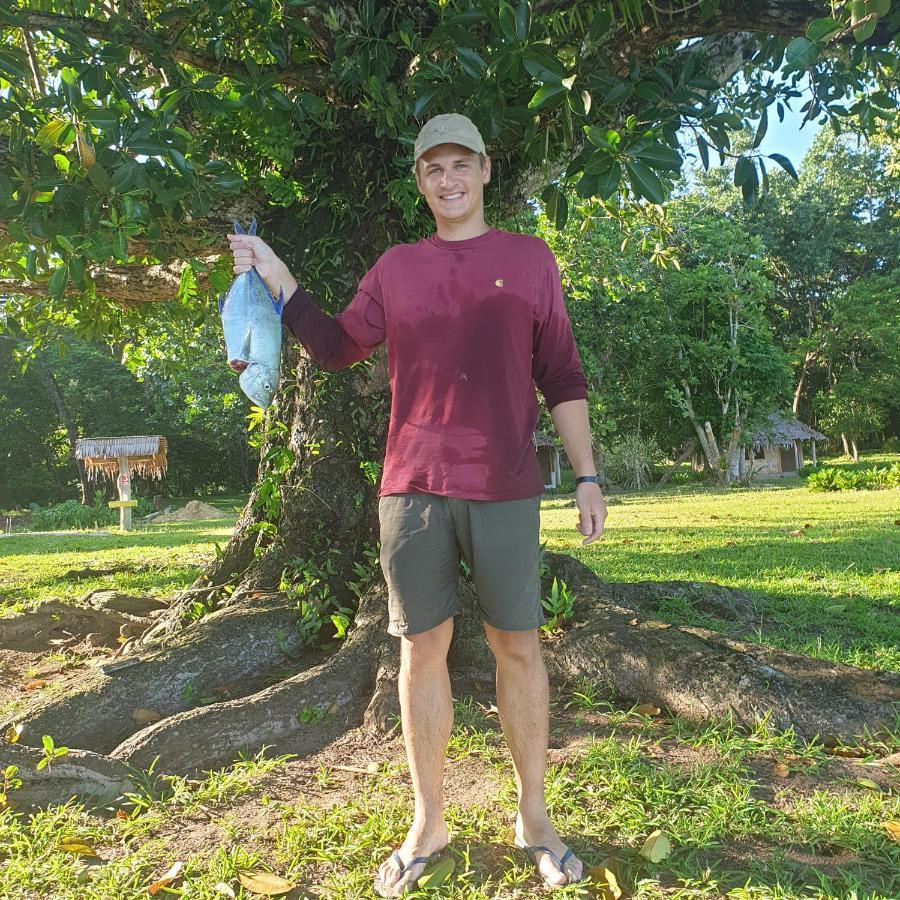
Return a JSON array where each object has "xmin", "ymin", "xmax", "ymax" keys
[{"xmin": 1, "ymin": 1, "xmax": 897, "ymax": 351}]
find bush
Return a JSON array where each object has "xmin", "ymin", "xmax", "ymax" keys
[
  {"xmin": 604, "ymin": 434, "xmax": 660, "ymax": 490},
  {"xmin": 30, "ymin": 492, "xmax": 155, "ymax": 530},
  {"xmin": 806, "ymin": 464, "xmax": 900, "ymax": 492}
]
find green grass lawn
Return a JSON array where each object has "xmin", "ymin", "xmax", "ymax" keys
[
  {"xmin": 0, "ymin": 520, "xmax": 237, "ymax": 617},
  {"xmin": 1, "ymin": 478, "xmax": 898, "ymax": 899},
  {"xmin": 542, "ymin": 479, "xmax": 899, "ymax": 672}
]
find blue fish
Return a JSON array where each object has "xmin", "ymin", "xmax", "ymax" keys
[{"xmin": 219, "ymin": 219, "xmax": 285, "ymax": 409}]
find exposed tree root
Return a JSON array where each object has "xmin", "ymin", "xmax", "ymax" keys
[
  {"xmin": 112, "ymin": 589, "xmax": 395, "ymax": 772},
  {"xmin": 547, "ymin": 553, "xmax": 899, "ymax": 739},
  {"xmin": 5, "ymin": 595, "xmax": 311, "ymax": 753},
  {"xmin": 0, "ymin": 743, "xmax": 137, "ymax": 812},
  {"xmin": 4, "ymin": 555, "xmax": 897, "ymax": 804}
]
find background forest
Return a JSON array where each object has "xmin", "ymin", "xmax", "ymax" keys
[{"xmin": 3, "ymin": 126, "xmax": 896, "ymax": 507}]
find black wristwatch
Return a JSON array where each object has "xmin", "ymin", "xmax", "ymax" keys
[{"xmin": 575, "ymin": 475, "xmax": 601, "ymax": 486}]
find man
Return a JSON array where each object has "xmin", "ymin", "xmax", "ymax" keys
[{"xmin": 228, "ymin": 113, "xmax": 607, "ymax": 895}]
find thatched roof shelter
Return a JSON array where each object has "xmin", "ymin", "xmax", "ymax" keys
[
  {"xmin": 749, "ymin": 413, "xmax": 826, "ymax": 450},
  {"xmin": 532, "ymin": 431, "xmax": 557, "ymax": 448},
  {"xmin": 75, "ymin": 436, "xmax": 168, "ymax": 481}
]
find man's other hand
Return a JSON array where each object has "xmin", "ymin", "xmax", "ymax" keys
[{"xmin": 574, "ymin": 482, "xmax": 606, "ymax": 545}]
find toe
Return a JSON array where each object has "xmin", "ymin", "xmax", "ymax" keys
[
  {"xmin": 564, "ymin": 854, "xmax": 584, "ymax": 884},
  {"xmin": 537, "ymin": 853, "xmax": 568, "ymax": 887}
]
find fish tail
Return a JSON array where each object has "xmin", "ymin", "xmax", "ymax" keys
[
  {"xmin": 248, "ymin": 217, "xmax": 258, "ymax": 236},
  {"xmin": 272, "ymin": 288, "xmax": 285, "ymax": 316},
  {"xmin": 232, "ymin": 219, "xmax": 246, "ymax": 235},
  {"xmin": 217, "ymin": 294, "xmax": 225, "ymax": 314}
]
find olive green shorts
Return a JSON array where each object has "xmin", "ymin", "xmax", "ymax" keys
[{"xmin": 378, "ymin": 492, "xmax": 544, "ymax": 637}]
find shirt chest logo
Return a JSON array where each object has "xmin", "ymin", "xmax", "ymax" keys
[{"xmin": 495, "ymin": 278, "xmax": 504, "ymax": 287}]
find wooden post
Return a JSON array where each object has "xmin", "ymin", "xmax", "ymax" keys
[
  {"xmin": 117, "ymin": 454, "xmax": 132, "ymax": 530},
  {"xmin": 554, "ymin": 449, "xmax": 561, "ymax": 492},
  {"xmin": 811, "ymin": 440, "xmax": 817, "ymax": 467},
  {"xmin": 793, "ymin": 440, "xmax": 800, "ymax": 470}
]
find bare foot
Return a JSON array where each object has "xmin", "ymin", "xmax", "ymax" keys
[
  {"xmin": 515, "ymin": 813, "xmax": 584, "ymax": 888},
  {"xmin": 374, "ymin": 819, "xmax": 450, "ymax": 897}
]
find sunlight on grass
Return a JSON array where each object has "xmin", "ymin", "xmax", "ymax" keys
[{"xmin": 541, "ymin": 481, "xmax": 898, "ymax": 670}]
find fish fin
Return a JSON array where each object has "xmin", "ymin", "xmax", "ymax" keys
[
  {"xmin": 248, "ymin": 217, "xmax": 258, "ymax": 236},
  {"xmin": 217, "ymin": 294, "xmax": 225, "ymax": 314},
  {"xmin": 232, "ymin": 219, "xmax": 246, "ymax": 235},
  {"xmin": 272, "ymin": 288, "xmax": 285, "ymax": 316}
]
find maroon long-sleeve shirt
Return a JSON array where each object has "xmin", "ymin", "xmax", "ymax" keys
[{"xmin": 282, "ymin": 227, "xmax": 587, "ymax": 500}]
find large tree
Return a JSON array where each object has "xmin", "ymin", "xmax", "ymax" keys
[{"xmin": 2, "ymin": 1, "xmax": 899, "ymax": 802}]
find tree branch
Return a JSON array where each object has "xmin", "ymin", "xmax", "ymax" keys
[{"xmin": 16, "ymin": 8, "xmax": 330, "ymax": 92}]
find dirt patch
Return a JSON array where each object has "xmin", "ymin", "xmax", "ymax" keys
[{"xmin": 153, "ymin": 501, "xmax": 228, "ymax": 522}]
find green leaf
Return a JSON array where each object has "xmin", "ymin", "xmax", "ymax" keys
[
  {"xmin": 785, "ymin": 37, "xmax": 820, "ymax": 68},
  {"xmin": 626, "ymin": 161, "xmax": 665, "ymax": 204},
  {"xmin": 36, "ymin": 119, "xmax": 69, "ymax": 150},
  {"xmin": 575, "ymin": 172, "xmax": 598, "ymax": 198},
  {"xmin": 733, "ymin": 155, "xmax": 754, "ymax": 186},
  {"xmin": 523, "ymin": 46, "xmax": 565, "ymax": 84},
  {"xmin": 413, "ymin": 89, "xmax": 437, "ymax": 118},
  {"xmin": 87, "ymin": 163, "xmax": 112, "ymax": 193},
  {"xmin": 596, "ymin": 161, "xmax": 621, "ymax": 200},
  {"xmin": 696, "ymin": 134, "xmax": 710, "ymax": 170},
  {"xmin": 632, "ymin": 142, "xmax": 681, "ymax": 171},
  {"xmin": 456, "ymin": 47, "xmax": 487, "ymax": 78},
  {"xmin": 49, "ymin": 267, "xmax": 69, "ymax": 299},
  {"xmin": 498, "ymin": 3, "xmax": 518, "ymax": 42},
  {"xmin": 168, "ymin": 148, "xmax": 195, "ymax": 176},
  {"xmin": 554, "ymin": 191, "xmax": 568, "ymax": 230},
  {"xmin": 417, "ymin": 857, "xmax": 455, "ymax": 889},
  {"xmin": 752, "ymin": 107, "xmax": 769, "ymax": 149},
  {"xmin": 768, "ymin": 153, "xmax": 798, "ymax": 180},
  {"xmin": 589, "ymin": 8, "xmax": 611, "ymax": 39},
  {"xmin": 114, "ymin": 230, "xmax": 128, "ymax": 261},
  {"xmin": 515, "ymin": 0, "xmax": 530, "ymax": 42},
  {"xmin": 528, "ymin": 84, "xmax": 566, "ymax": 109},
  {"xmin": 53, "ymin": 153, "xmax": 70, "ymax": 174},
  {"xmin": 806, "ymin": 17, "xmax": 841, "ymax": 42},
  {"xmin": 213, "ymin": 173, "xmax": 244, "ymax": 193},
  {"xmin": 741, "ymin": 161, "xmax": 759, "ymax": 207}
]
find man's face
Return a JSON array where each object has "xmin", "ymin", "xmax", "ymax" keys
[{"xmin": 415, "ymin": 143, "xmax": 491, "ymax": 225}]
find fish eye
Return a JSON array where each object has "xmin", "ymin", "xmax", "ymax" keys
[{"xmin": 264, "ymin": 382, "xmax": 271, "ymax": 390}]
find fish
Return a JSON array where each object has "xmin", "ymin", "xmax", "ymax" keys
[{"xmin": 219, "ymin": 218, "xmax": 285, "ymax": 409}]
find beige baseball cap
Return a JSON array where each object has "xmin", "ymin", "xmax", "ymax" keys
[{"xmin": 414, "ymin": 113, "xmax": 486, "ymax": 165}]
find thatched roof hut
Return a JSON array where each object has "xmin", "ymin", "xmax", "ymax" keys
[
  {"xmin": 75, "ymin": 436, "xmax": 168, "ymax": 481},
  {"xmin": 749, "ymin": 413, "xmax": 826, "ymax": 450},
  {"xmin": 745, "ymin": 413, "xmax": 827, "ymax": 475}
]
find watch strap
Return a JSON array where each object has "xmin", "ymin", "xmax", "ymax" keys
[{"xmin": 575, "ymin": 475, "xmax": 601, "ymax": 486}]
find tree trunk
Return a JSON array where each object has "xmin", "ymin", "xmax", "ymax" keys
[
  {"xmin": 37, "ymin": 361, "xmax": 91, "ymax": 504},
  {"xmin": 656, "ymin": 440, "xmax": 697, "ymax": 487},
  {"xmin": 842, "ymin": 433, "xmax": 851, "ymax": 457}
]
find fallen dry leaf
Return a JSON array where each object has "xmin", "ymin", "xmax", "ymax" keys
[
  {"xmin": 236, "ymin": 870, "xmax": 296, "ymax": 896},
  {"xmin": 628, "ymin": 618, "xmax": 640, "ymax": 626},
  {"xmin": 214, "ymin": 883, "xmax": 236, "ymax": 898},
  {"xmin": 788, "ymin": 529, "xmax": 804, "ymax": 537},
  {"xmin": 856, "ymin": 777, "xmax": 880, "ymax": 791},
  {"xmin": 5, "ymin": 723, "xmax": 22, "ymax": 744},
  {"xmin": 825, "ymin": 745, "xmax": 867, "ymax": 758},
  {"xmin": 23, "ymin": 680, "xmax": 46, "ymax": 691},
  {"xmin": 58, "ymin": 839, "xmax": 99, "ymax": 857},
  {"xmin": 115, "ymin": 809, "xmax": 129, "ymax": 820},
  {"xmin": 131, "ymin": 708, "xmax": 163, "ymax": 725},
  {"xmin": 633, "ymin": 703, "xmax": 661, "ymax": 717},
  {"xmin": 639, "ymin": 829, "xmax": 671, "ymax": 863},
  {"xmin": 148, "ymin": 860, "xmax": 184, "ymax": 895},
  {"xmin": 587, "ymin": 864, "xmax": 622, "ymax": 899},
  {"xmin": 773, "ymin": 762, "xmax": 790, "ymax": 778},
  {"xmin": 881, "ymin": 821, "xmax": 900, "ymax": 842}
]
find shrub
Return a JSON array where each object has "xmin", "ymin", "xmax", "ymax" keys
[
  {"xmin": 806, "ymin": 464, "xmax": 900, "ymax": 492},
  {"xmin": 30, "ymin": 491, "xmax": 155, "ymax": 530},
  {"xmin": 31, "ymin": 497, "xmax": 115, "ymax": 530},
  {"xmin": 604, "ymin": 434, "xmax": 660, "ymax": 490}
]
